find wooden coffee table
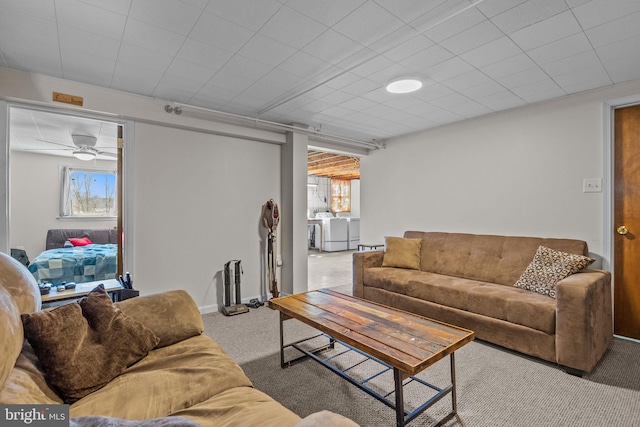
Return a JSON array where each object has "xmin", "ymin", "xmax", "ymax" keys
[{"xmin": 269, "ymin": 289, "xmax": 474, "ymax": 427}]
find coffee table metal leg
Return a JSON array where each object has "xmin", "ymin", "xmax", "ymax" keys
[
  {"xmin": 450, "ymin": 352, "xmax": 457, "ymax": 414},
  {"xmin": 279, "ymin": 311, "xmax": 286, "ymax": 368},
  {"xmin": 394, "ymin": 368, "xmax": 405, "ymax": 427}
]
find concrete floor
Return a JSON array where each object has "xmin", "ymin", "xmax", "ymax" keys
[{"xmin": 307, "ymin": 249, "xmax": 354, "ymax": 295}]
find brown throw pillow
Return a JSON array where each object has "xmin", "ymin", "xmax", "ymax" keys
[
  {"xmin": 21, "ymin": 286, "xmax": 159, "ymax": 403},
  {"xmin": 513, "ymin": 245, "xmax": 595, "ymax": 298},
  {"xmin": 381, "ymin": 236, "xmax": 422, "ymax": 270}
]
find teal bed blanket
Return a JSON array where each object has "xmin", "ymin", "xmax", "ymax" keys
[{"xmin": 28, "ymin": 244, "xmax": 117, "ymax": 284}]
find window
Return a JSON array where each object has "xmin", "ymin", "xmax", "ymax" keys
[
  {"xmin": 61, "ymin": 167, "xmax": 117, "ymax": 217},
  {"xmin": 330, "ymin": 179, "xmax": 351, "ymax": 212}
]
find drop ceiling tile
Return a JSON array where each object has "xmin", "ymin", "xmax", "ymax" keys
[
  {"xmin": 237, "ymin": 34, "xmax": 297, "ymax": 67},
  {"xmin": 481, "ymin": 53, "xmax": 537, "ymax": 79},
  {"xmin": 420, "ymin": 109, "xmax": 463, "ymax": 125},
  {"xmin": 0, "ymin": 33, "xmax": 61, "ymax": 76},
  {"xmin": 603, "ymin": 51, "xmax": 640, "ymax": 83},
  {"xmin": 475, "ymin": 0, "xmax": 528, "ymax": 18},
  {"xmin": 542, "ymin": 50, "xmax": 602, "ymax": 77},
  {"xmin": 477, "ymin": 90, "xmax": 526, "ymax": 111},
  {"xmin": 384, "ymin": 94, "xmax": 425, "ymax": 110},
  {"xmin": 572, "ymin": 0, "xmax": 640, "ymax": 30},
  {"xmin": 219, "ymin": 55, "xmax": 273, "ymax": 81},
  {"xmin": 0, "ymin": 0, "xmax": 56, "ymax": 21},
  {"xmin": 565, "ymin": 0, "xmax": 590, "ymax": 6},
  {"xmin": 278, "ymin": 52, "xmax": 338, "ymax": 80},
  {"xmin": 400, "ymin": 44, "xmax": 454, "ymax": 72},
  {"xmin": 490, "ymin": 0, "xmax": 569, "ymax": 34},
  {"xmin": 300, "ymin": 99, "xmax": 334, "ymax": 114},
  {"xmin": 362, "ymin": 103, "xmax": 399, "ymax": 118},
  {"xmin": 111, "ymin": 63, "xmax": 163, "ymax": 95},
  {"xmin": 341, "ymin": 78, "xmax": 381, "ymax": 96},
  {"xmin": 449, "ymin": 101, "xmax": 493, "ymax": 118},
  {"xmin": 0, "ymin": 8, "xmax": 58, "ymax": 42},
  {"xmin": 206, "ymin": 70, "xmax": 254, "ymax": 92},
  {"xmin": 416, "ymin": 4, "xmax": 486, "ymax": 43},
  {"xmin": 443, "ymin": 70, "xmax": 493, "ymax": 92},
  {"xmin": 54, "ymin": 0, "xmax": 127, "ymax": 39},
  {"xmin": 335, "ymin": 47, "xmax": 377, "ymax": 71},
  {"xmin": 182, "ymin": 0, "xmax": 209, "ymax": 9},
  {"xmin": 285, "ymin": 0, "xmax": 366, "ymax": 27},
  {"xmin": 498, "ymin": 67, "xmax": 550, "ymax": 90},
  {"xmin": 76, "ymin": 0, "xmax": 131, "ymax": 15},
  {"xmin": 460, "ymin": 36, "xmax": 522, "ymax": 69},
  {"xmin": 337, "ymin": 96, "xmax": 379, "ymax": 112},
  {"xmin": 190, "ymin": 11, "xmax": 255, "ymax": 52},
  {"xmin": 60, "ymin": 49, "xmax": 115, "ymax": 87},
  {"xmin": 176, "ymin": 38, "xmax": 234, "ymax": 69},
  {"xmin": 117, "ymin": 43, "xmax": 174, "ymax": 71},
  {"xmin": 382, "ymin": 34, "xmax": 434, "ymax": 62},
  {"xmin": 319, "ymin": 105, "xmax": 358, "ymax": 119},
  {"xmin": 412, "ymin": 82, "xmax": 455, "ymax": 102},
  {"xmin": 510, "ymin": 78, "xmax": 563, "ymax": 99},
  {"xmin": 123, "ymin": 18, "xmax": 186, "ymax": 57},
  {"xmin": 518, "ymin": 86, "xmax": 565, "ymax": 104},
  {"xmin": 58, "ymin": 25, "xmax": 121, "ymax": 60},
  {"xmin": 332, "ymin": 1, "xmax": 404, "ymax": 46},
  {"xmin": 257, "ymin": 68, "xmax": 308, "ymax": 90},
  {"xmin": 367, "ymin": 62, "xmax": 416, "ymax": 85},
  {"xmin": 552, "ymin": 65, "xmax": 612, "ymax": 94},
  {"xmin": 460, "ymin": 80, "xmax": 508, "ymax": 99},
  {"xmin": 206, "ymin": 0, "xmax": 283, "ymax": 31},
  {"xmin": 368, "ymin": 25, "xmax": 422, "ymax": 56},
  {"xmin": 425, "ymin": 57, "xmax": 475, "ymax": 82},
  {"xmin": 320, "ymin": 90, "xmax": 355, "ymax": 105},
  {"xmin": 351, "ymin": 55, "xmax": 396, "ymax": 78},
  {"xmin": 595, "ymin": 36, "xmax": 638, "ymax": 63},
  {"xmin": 510, "ymin": 11, "xmax": 582, "ymax": 51},
  {"xmin": 324, "ymin": 71, "xmax": 362, "ymax": 90},
  {"xmin": 164, "ymin": 58, "xmax": 218, "ymax": 83},
  {"xmin": 302, "ymin": 29, "xmax": 364, "ymax": 65},
  {"xmin": 129, "ymin": 0, "xmax": 201, "ymax": 35},
  {"xmin": 585, "ymin": 12, "xmax": 640, "ymax": 48},
  {"xmin": 259, "ymin": 6, "xmax": 328, "ymax": 49},
  {"xmin": 439, "ymin": 20, "xmax": 503, "ymax": 55},
  {"xmin": 527, "ymin": 33, "xmax": 592, "ymax": 65},
  {"xmin": 192, "ymin": 83, "xmax": 238, "ymax": 104}
]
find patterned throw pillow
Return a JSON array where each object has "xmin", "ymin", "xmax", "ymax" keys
[{"xmin": 514, "ymin": 245, "xmax": 595, "ymax": 298}]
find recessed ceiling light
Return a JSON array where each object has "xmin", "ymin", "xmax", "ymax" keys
[{"xmin": 386, "ymin": 78, "xmax": 423, "ymax": 94}]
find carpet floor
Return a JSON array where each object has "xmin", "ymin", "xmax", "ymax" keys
[{"xmin": 202, "ymin": 305, "xmax": 640, "ymax": 427}]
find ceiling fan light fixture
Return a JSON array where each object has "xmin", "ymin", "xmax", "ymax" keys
[
  {"xmin": 386, "ymin": 78, "xmax": 423, "ymax": 94},
  {"xmin": 71, "ymin": 134, "xmax": 97, "ymax": 148},
  {"xmin": 73, "ymin": 147, "xmax": 96, "ymax": 161}
]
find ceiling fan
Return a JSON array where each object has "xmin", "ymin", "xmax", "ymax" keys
[{"xmin": 30, "ymin": 134, "xmax": 117, "ymax": 161}]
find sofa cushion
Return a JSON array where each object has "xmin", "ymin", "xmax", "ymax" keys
[
  {"xmin": 69, "ymin": 335, "xmax": 255, "ymax": 420},
  {"xmin": 404, "ymin": 231, "xmax": 589, "ymax": 286},
  {"xmin": 21, "ymin": 287, "xmax": 159, "ymax": 403},
  {"xmin": 117, "ymin": 290, "xmax": 204, "ymax": 348},
  {"xmin": 381, "ymin": 237, "xmax": 421, "ymax": 269},
  {"xmin": 513, "ymin": 246, "xmax": 595, "ymax": 298},
  {"xmin": 364, "ymin": 267, "xmax": 557, "ymax": 334}
]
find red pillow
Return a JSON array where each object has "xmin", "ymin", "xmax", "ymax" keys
[{"xmin": 68, "ymin": 237, "xmax": 93, "ymax": 246}]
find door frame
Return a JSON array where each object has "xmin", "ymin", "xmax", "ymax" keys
[
  {"xmin": 603, "ymin": 93, "xmax": 640, "ymax": 341},
  {"xmin": 0, "ymin": 102, "xmax": 136, "ymax": 273}
]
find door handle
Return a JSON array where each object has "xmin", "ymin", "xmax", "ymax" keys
[{"xmin": 617, "ymin": 225, "xmax": 629, "ymax": 235}]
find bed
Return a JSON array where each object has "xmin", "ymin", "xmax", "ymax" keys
[{"xmin": 28, "ymin": 229, "xmax": 119, "ymax": 284}]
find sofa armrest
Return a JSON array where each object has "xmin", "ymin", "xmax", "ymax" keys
[
  {"xmin": 352, "ymin": 251, "xmax": 384, "ymax": 297},
  {"xmin": 116, "ymin": 290, "xmax": 204, "ymax": 348},
  {"xmin": 555, "ymin": 269, "xmax": 613, "ymax": 373}
]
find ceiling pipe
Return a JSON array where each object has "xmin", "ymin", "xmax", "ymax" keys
[{"xmin": 164, "ymin": 103, "xmax": 382, "ymax": 151}]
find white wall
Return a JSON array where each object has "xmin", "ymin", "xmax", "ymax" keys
[
  {"xmin": 361, "ymin": 78, "xmax": 640, "ymax": 267},
  {"xmin": 0, "ymin": 67, "xmax": 284, "ymax": 311},
  {"xmin": 131, "ymin": 123, "xmax": 280, "ymax": 311},
  {"xmin": 10, "ymin": 150, "xmax": 116, "ymax": 259}
]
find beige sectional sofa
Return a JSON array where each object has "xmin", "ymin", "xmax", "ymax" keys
[
  {"xmin": 353, "ymin": 231, "xmax": 613, "ymax": 375},
  {"xmin": 0, "ymin": 253, "xmax": 357, "ymax": 427}
]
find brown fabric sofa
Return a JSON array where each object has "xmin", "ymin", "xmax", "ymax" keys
[
  {"xmin": 353, "ymin": 231, "xmax": 613, "ymax": 375},
  {"xmin": 0, "ymin": 253, "xmax": 358, "ymax": 427}
]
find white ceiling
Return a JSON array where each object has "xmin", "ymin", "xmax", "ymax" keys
[{"xmin": 2, "ymin": 0, "xmax": 640, "ymax": 144}]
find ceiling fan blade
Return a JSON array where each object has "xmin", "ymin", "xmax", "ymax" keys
[
  {"xmin": 96, "ymin": 150, "xmax": 117, "ymax": 158},
  {"xmin": 22, "ymin": 147, "xmax": 73, "ymax": 151},
  {"xmin": 35, "ymin": 138, "xmax": 75, "ymax": 149}
]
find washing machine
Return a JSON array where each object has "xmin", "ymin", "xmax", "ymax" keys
[{"xmin": 312, "ymin": 213, "xmax": 349, "ymax": 252}]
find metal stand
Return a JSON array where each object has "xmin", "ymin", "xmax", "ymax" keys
[{"xmin": 278, "ymin": 313, "xmax": 458, "ymax": 427}]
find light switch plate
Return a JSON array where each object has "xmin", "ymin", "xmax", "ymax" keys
[{"xmin": 583, "ymin": 178, "xmax": 602, "ymax": 193}]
